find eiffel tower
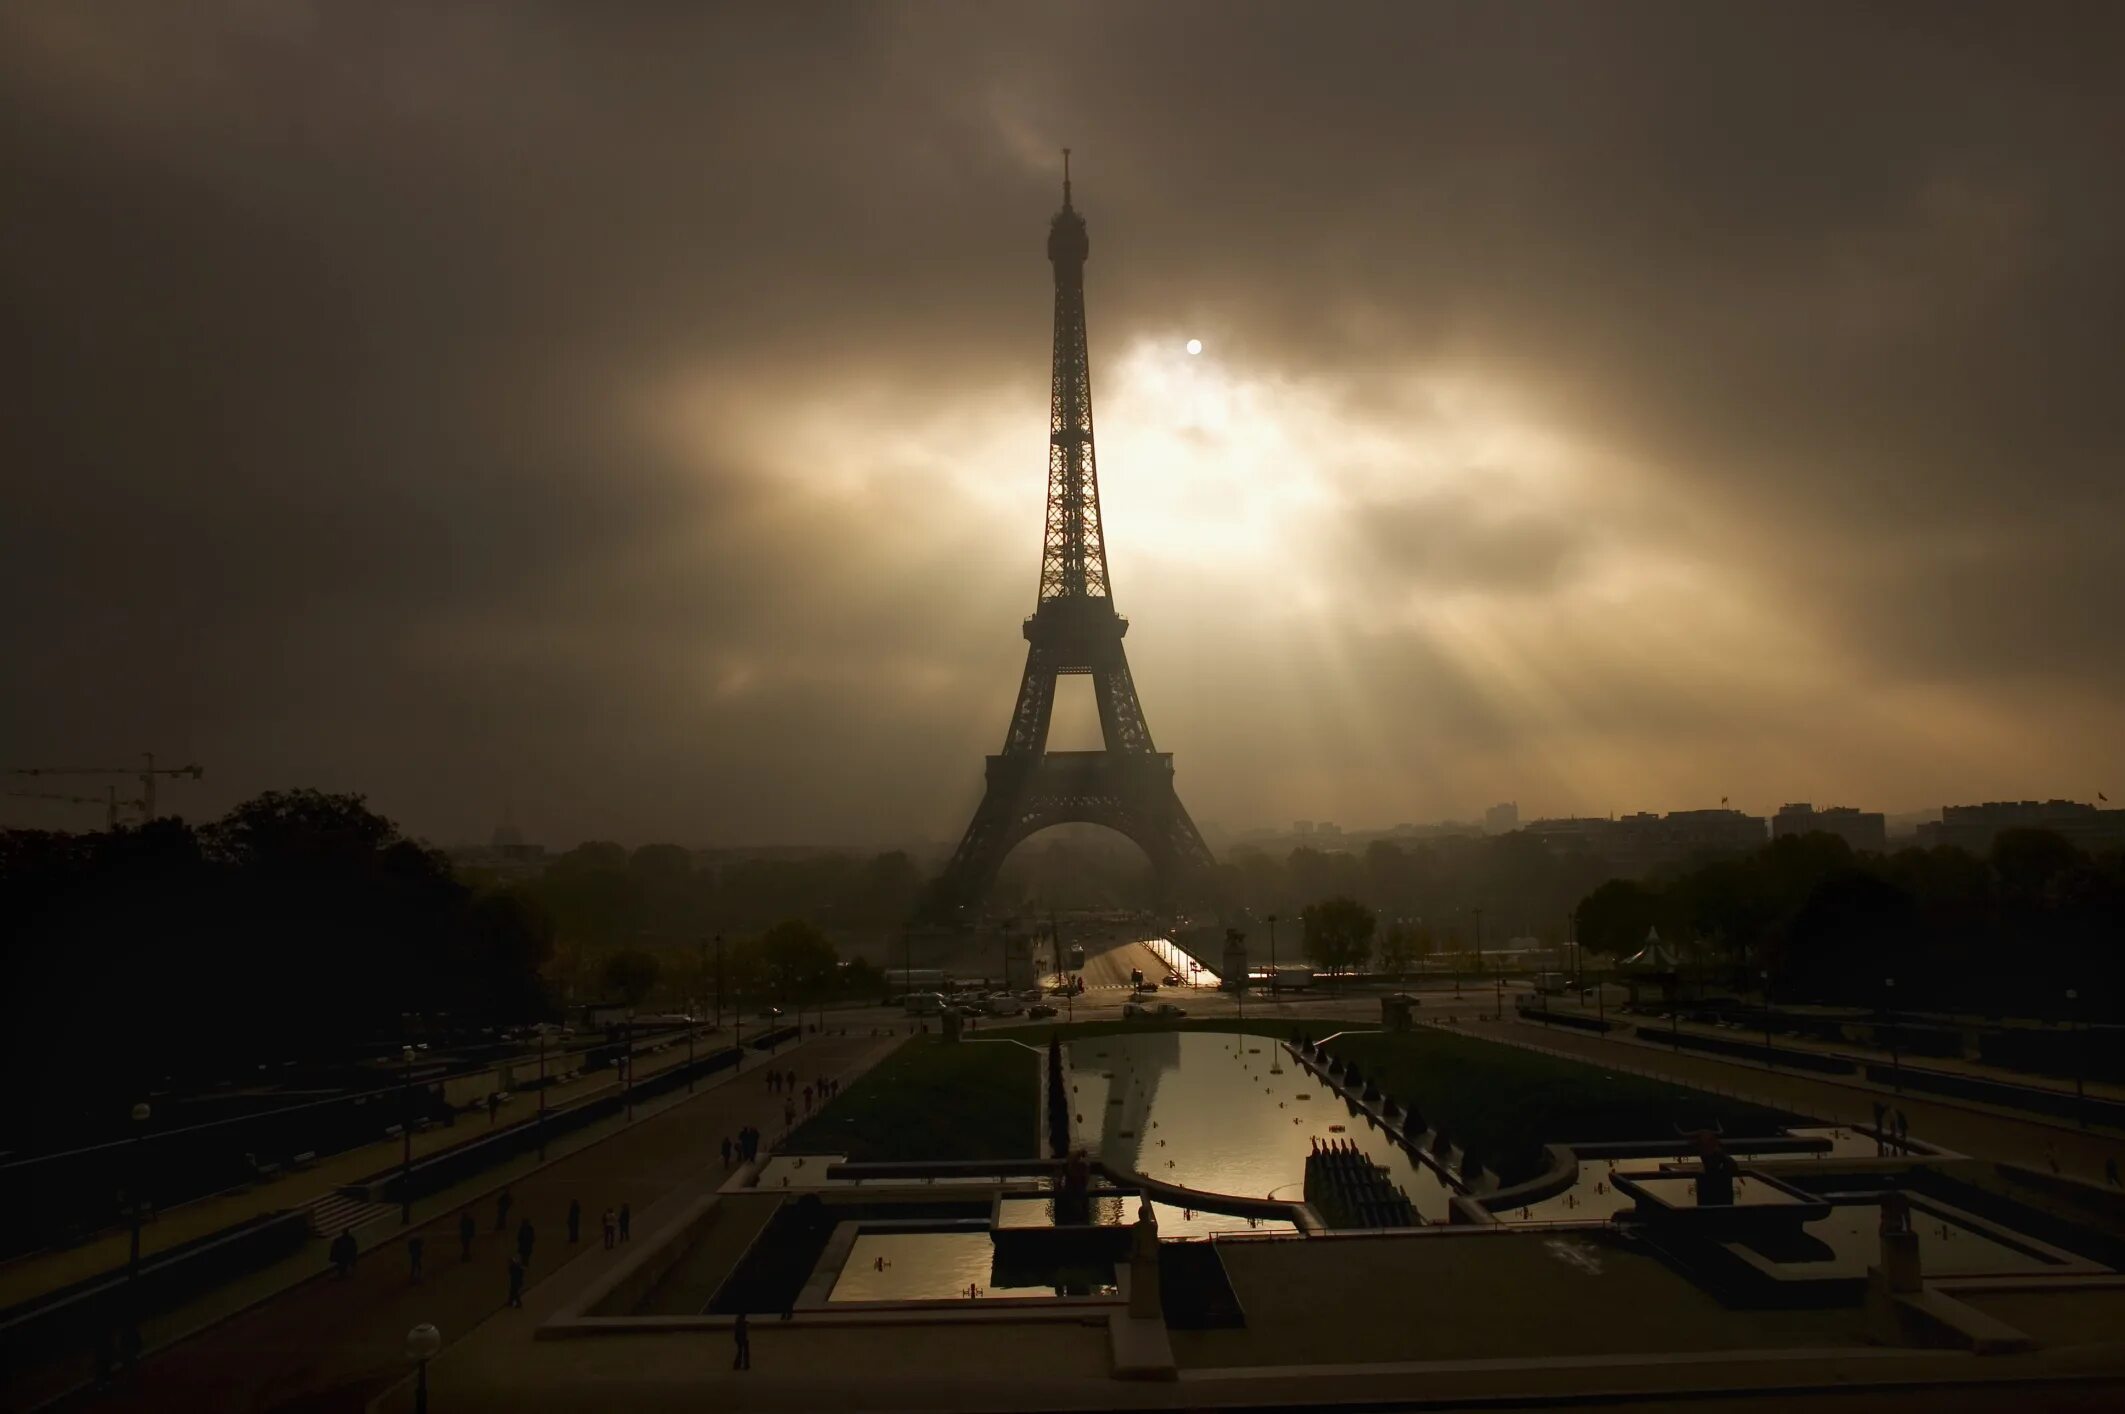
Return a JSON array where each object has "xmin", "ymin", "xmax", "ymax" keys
[{"xmin": 925, "ymin": 154, "xmax": 1220, "ymax": 920}]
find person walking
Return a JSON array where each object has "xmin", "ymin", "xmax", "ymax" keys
[
  {"xmin": 516, "ymin": 1217, "xmax": 536, "ymax": 1267},
  {"xmin": 618, "ymin": 1202, "xmax": 632, "ymax": 1242},
  {"xmin": 602, "ymin": 1207, "xmax": 617, "ymax": 1250},
  {"xmin": 720, "ymin": 1135, "xmax": 733, "ymax": 1169},
  {"xmin": 330, "ymin": 1227, "xmax": 357, "ymax": 1279},
  {"xmin": 495, "ymin": 1186, "xmax": 513, "ymax": 1232},
  {"xmin": 407, "ymin": 1233, "xmax": 425, "ymax": 1283},
  {"xmin": 458, "ymin": 1208, "xmax": 477, "ymax": 1261},
  {"xmin": 803, "ymin": 1084, "xmax": 813, "ymax": 1115},
  {"xmin": 567, "ymin": 1197, "xmax": 582, "ymax": 1244},
  {"xmin": 783, "ymin": 1097, "xmax": 796, "ymax": 1132},
  {"xmin": 506, "ymin": 1253, "xmax": 526, "ymax": 1308},
  {"xmin": 1893, "ymin": 1108, "xmax": 1909, "ymax": 1153},
  {"xmin": 1870, "ymin": 1100, "xmax": 1887, "ymax": 1155},
  {"xmin": 732, "ymin": 1312, "xmax": 751, "ymax": 1370}
]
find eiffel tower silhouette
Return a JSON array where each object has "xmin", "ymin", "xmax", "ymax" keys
[{"xmin": 924, "ymin": 153, "xmax": 1220, "ymax": 920}]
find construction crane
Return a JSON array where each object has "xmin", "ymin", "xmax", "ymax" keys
[
  {"xmin": 2, "ymin": 754, "xmax": 204, "ymax": 821},
  {"xmin": 1, "ymin": 786, "xmax": 145, "ymax": 830}
]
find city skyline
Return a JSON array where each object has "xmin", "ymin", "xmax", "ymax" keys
[{"xmin": 6, "ymin": 4, "xmax": 2124, "ymax": 850}]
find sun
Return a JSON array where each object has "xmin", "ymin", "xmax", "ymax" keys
[{"xmin": 1185, "ymin": 338, "xmax": 1202, "ymax": 356}]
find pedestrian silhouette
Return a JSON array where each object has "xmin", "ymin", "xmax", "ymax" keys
[
  {"xmin": 602, "ymin": 1207, "xmax": 616, "ymax": 1250},
  {"xmin": 496, "ymin": 1187, "xmax": 513, "ymax": 1232},
  {"xmin": 721, "ymin": 1136, "xmax": 733, "ymax": 1169},
  {"xmin": 516, "ymin": 1217, "xmax": 536, "ymax": 1265},
  {"xmin": 618, "ymin": 1202, "xmax": 631, "ymax": 1242},
  {"xmin": 330, "ymin": 1227, "xmax": 357, "ymax": 1278},
  {"xmin": 567, "ymin": 1197, "xmax": 582, "ymax": 1243},
  {"xmin": 407, "ymin": 1234, "xmax": 424, "ymax": 1283},
  {"xmin": 732, "ymin": 1312, "xmax": 750, "ymax": 1370},
  {"xmin": 507, "ymin": 1254, "xmax": 525, "ymax": 1308},
  {"xmin": 458, "ymin": 1209, "xmax": 476, "ymax": 1261}
]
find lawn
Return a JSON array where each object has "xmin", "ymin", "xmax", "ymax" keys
[
  {"xmin": 1328, "ymin": 1028, "xmax": 1803, "ymax": 1184},
  {"xmin": 781, "ymin": 1035, "xmax": 1039, "ymax": 1161}
]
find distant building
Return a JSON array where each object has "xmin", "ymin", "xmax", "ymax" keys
[
  {"xmin": 1522, "ymin": 809, "xmax": 1766, "ymax": 874},
  {"xmin": 1317, "ymin": 822, "xmax": 1343, "ymax": 840},
  {"xmin": 1484, "ymin": 802, "xmax": 1520, "ymax": 834},
  {"xmin": 445, "ymin": 825, "xmax": 550, "ymax": 882},
  {"xmin": 1772, "ymin": 803, "xmax": 1887, "ymax": 853},
  {"xmin": 1292, "ymin": 820, "xmax": 1315, "ymax": 836},
  {"xmin": 1917, "ymin": 800, "xmax": 2125, "ymax": 855}
]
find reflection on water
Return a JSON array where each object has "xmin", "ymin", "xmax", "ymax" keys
[
  {"xmin": 995, "ymin": 1194, "xmax": 1296, "ymax": 1240},
  {"xmin": 1069, "ymin": 1031, "xmax": 1457, "ymax": 1220},
  {"xmin": 1627, "ymin": 1174, "xmax": 1809, "ymax": 1208},
  {"xmin": 1795, "ymin": 1202, "xmax": 2060, "ymax": 1276},
  {"xmin": 828, "ymin": 1231, "xmax": 1117, "ymax": 1302}
]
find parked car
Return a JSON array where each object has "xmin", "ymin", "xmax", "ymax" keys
[
  {"xmin": 1027, "ymin": 1003, "xmax": 1058, "ymax": 1019},
  {"xmin": 1123, "ymin": 1000, "xmax": 1188, "ymax": 1020}
]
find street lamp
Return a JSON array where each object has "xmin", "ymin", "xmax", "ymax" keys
[
  {"xmin": 2067, "ymin": 987, "xmax": 2084, "ymax": 1128},
  {"xmin": 537, "ymin": 1027, "xmax": 549, "ymax": 1160},
  {"xmin": 1760, "ymin": 969, "xmax": 1774, "ymax": 1071},
  {"xmin": 1266, "ymin": 913, "xmax": 1279, "ymax": 999},
  {"xmin": 126, "ymin": 1101, "xmax": 150, "ymax": 1362},
  {"xmin": 715, "ymin": 932, "xmax": 727, "ymax": 1030},
  {"xmin": 400, "ymin": 1046, "xmax": 417, "ymax": 1224},
  {"xmin": 623, "ymin": 1011, "xmax": 636, "ymax": 1123},
  {"xmin": 1883, "ymin": 977, "xmax": 1900, "ymax": 1093},
  {"xmin": 405, "ymin": 1321, "xmax": 441, "ymax": 1414}
]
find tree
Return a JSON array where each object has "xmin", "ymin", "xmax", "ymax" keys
[
  {"xmin": 1301, "ymin": 896, "xmax": 1376, "ymax": 980},
  {"xmin": 1376, "ymin": 922, "xmax": 1417, "ymax": 980},
  {"xmin": 1576, "ymin": 878, "xmax": 1664, "ymax": 957},
  {"xmin": 755, "ymin": 919, "xmax": 838, "ymax": 1002},
  {"xmin": 602, "ymin": 948, "xmax": 662, "ymax": 1007}
]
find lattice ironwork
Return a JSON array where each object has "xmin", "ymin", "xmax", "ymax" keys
[{"xmin": 925, "ymin": 155, "xmax": 1219, "ymax": 921}]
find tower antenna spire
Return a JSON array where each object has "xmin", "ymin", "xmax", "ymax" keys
[{"xmin": 1062, "ymin": 147, "xmax": 1072, "ymax": 207}]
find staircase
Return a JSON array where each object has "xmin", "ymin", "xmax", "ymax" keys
[{"xmin": 306, "ymin": 1190, "xmax": 398, "ymax": 1237}]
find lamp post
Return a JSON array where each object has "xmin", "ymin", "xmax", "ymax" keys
[
  {"xmin": 1883, "ymin": 977, "xmax": 1900, "ymax": 1093},
  {"xmin": 624, "ymin": 1011, "xmax": 636, "ymax": 1122},
  {"xmin": 405, "ymin": 1321, "xmax": 441, "ymax": 1414},
  {"xmin": 715, "ymin": 932, "xmax": 727, "ymax": 1030},
  {"xmin": 400, "ymin": 1045, "xmax": 416, "ymax": 1224},
  {"xmin": 2067, "ymin": 987, "xmax": 2084, "ymax": 1128},
  {"xmin": 536, "ymin": 1027, "xmax": 549, "ymax": 1160},
  {"xmin": 125, "ymin": 1100, "xmax": 150, "ymax": 1361},
  {"xmin": 1760, "ymin": 969, "xmax": 1774, "ymax": 1071},
  {"xmin": 1266, "ymin": 913, "xmax": 1279, "ymax": 999}
]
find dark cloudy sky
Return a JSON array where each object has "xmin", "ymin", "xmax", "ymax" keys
[{"xmin": 5, "ymin": 2, "xmax": 2122, "ymax": 849}]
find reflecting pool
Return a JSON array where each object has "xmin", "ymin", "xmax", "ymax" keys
[
  {"xmin": 828, "ymin": 1231, "xmax": 1119, "ymax": 1302},
  {"xmin": 1068, "ymin": 1031, "xmax": 1458, "ymax": 1220}
]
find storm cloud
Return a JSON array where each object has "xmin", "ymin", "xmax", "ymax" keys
[{"xmin": 4, "ymin": 2, "xmax": 2121, "ymax": 848}]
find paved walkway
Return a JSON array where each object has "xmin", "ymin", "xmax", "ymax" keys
[
  {"xmin": 1529, "ymin": 989, "xmax": 2125, "ymax": 1108},
  {"xmin": 36, "ymin": 1030, "xmax": 900, "ymax": 1413},
  {"xmin": 0, "ymin": 1027, "xmax": 725, "ymax": 1312},
  {"xmin": 1476, "ymin": 1011, "xmax": 2125, "ymax": 1184}
]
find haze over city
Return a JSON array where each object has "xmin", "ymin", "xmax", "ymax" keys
[{"xmin": 6, "ymin": 2, "xmax": 2123, "ymax": 850}]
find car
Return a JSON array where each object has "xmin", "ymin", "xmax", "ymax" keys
[
  {"xmin": 1122, "ymin": 1000, "xmax": 1188, "ymax": 1020},
  {"xmin": 1153, "ymin": 1002, "xmax": 1187, "ymax": 1019},
  {"xmin": 1163, "ymin": 972, "xmax": 1183, "ymax": 987},
  {"xmin": 1027, "ymin": 1003, "xmax": 1058, "ymax": 1019},
  {"xmin": 1134, "ymin": 980, "xmax": 1158, "ymax": 992}
]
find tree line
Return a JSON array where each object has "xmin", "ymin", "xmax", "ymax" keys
[
  {"xmin": 1575, "ymin": 828, "xmax": 2124, "ymax": 1018},
  {"xmin": 0, "ymin": 791, "xmax": 554, "ymax": 1149}
]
